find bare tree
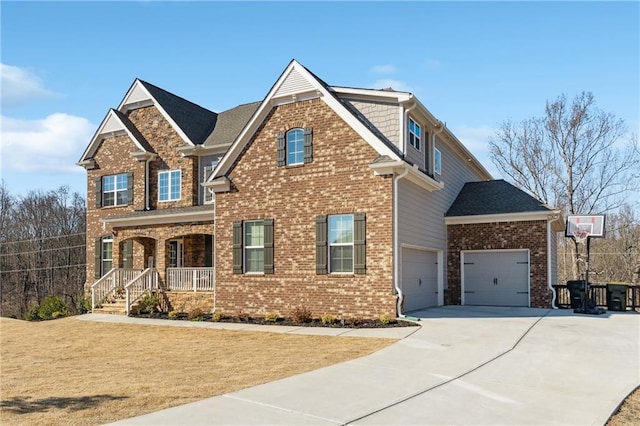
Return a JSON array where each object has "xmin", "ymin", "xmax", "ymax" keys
[{"xmin": 489, "ymin": 92, "xmax": 640, "ymax": 279}]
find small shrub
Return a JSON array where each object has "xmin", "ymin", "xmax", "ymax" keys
[
  {"xmin": 290, "ymin": 306, "xmax": 312, "ymax": 325},
  {"xmin": 24, "ymin": 304, "xmax": 40, "ymax": 321},
  {"xmin": 76, "ymin": 296, "xmax": 92, "ymax": 314},
  {"xmin": 188, "ymin": 307, "xmax": 205, "ymax": 321},
  {"xmin": 137, "ymin": 293, "xmax": 159, "ymax": 314},
  {"xmin": 212, "ymin": 311, "xmax": 225, "ymax": 322},
  {"xmin": 168, "ymin": 310, "xmax": 180, "ymax": 320},
  {"xmin": 320, "ymin": 313, "xmax": 336, "ymax": 325},
  {"xmin": 38, "ymin": 296, "xmax": 69, "ymax": 320},
  {"xmin": 379, "ymin": 314, "xmax": 396, "ymax": 325},
  {"xmin": 264, "ymin": 312, "xmax": 280, "ymax": 322},
  {"xmin": 237, "ymin": 311, "xmax": 250, "ymax": 322}
]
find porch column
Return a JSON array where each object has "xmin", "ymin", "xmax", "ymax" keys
[{"xmin": 156, "ymin": 238, "xmax": 166, "ymax": 289}]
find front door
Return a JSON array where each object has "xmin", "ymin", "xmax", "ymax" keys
[{"xmin": 168, "ymin": 239, "xmax": 184, "ymax": 268}]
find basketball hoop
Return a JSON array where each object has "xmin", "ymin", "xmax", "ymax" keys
[{"xmin": 571, "ymin": 228, "xmax": 590, "ymax": 245}]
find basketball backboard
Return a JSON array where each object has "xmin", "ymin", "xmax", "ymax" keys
[{"xmin": 565, "ymin": 215, "xmax": 606, "ymax": 239}]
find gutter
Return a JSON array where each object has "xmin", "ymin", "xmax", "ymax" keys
[{"xmin": 393, "ymin": 167, "xmax": 410, "ymax": 318}]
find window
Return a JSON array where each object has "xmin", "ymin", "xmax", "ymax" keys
[
  {"xmin": 159, "ymin": 170, "xmax": 181, "ymax": 202},
  {"xmin": 316, "ymin": 213, "xmax": 366, "ymax": 275},
  {"xmin": 434, "ymin": 148, "xmax": 442, "ymax": 175},
  {"xmin": 329, "ymin": 215, "xmax": 354, "ymax": 273},
  {"xmin": 94, "ymin": 236, "xmax": 113, "ymax": 278},
  {"xmin": 244, "ymin": 221, "xmax": 264, "ymax": 273},
  {"xmin": 168, "ymin": 240, "xmax": 184, "ymax": 268},
  {"xmin": 409, "ymin": 118, "xmax": 421, "ymax": 151},
  {"xmin": 286, "ymin": 129, "xmax": 304, "ymax": 165},
  {"xmin": 233, "ymin": 219, "xmax": 274, "ymax": 274},
  {"xmin": 276, "ymin": 128, "xmax": 312, "ymax": 166},
  {"xmin": 95, "ymin": 173, "xmax": 132, "ymax": 208}
]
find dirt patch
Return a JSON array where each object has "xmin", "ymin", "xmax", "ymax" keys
[
  {"xmin": 0, "ymin": 316, "xmax": 395, "ymax": 425},
  {"xmin": 607, "ymin": 386, "xmax": 640, "ymax": 426}
]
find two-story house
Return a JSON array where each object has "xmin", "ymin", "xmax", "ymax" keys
[{"xmin": 78, "ymin": 60, "xmax": 564, "ymax": 318}]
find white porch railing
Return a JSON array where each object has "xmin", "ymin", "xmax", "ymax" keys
[
  {"xmin": 91, "ymin": 268, "xmax": 143, "ymax": 310},
  {"xmin": 166, "ymin": 267, "xmax": 215, "ymax": 291},
  {"xmin": 125, "ymin": 268, "xmax": 158, "ymax": 315}
]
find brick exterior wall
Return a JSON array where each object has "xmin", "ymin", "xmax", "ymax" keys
[
  {"xmin": 214, "ymin": 98, "xmax": 396, "ymax": 319},
  {"xmin": 446, "ymin": 220, "xmax": 552, "ymax": 308},
  {"xmin": 161, "ymin": 292, "xmax": 214, "ymax": 313},
  {"xmin": 84, "ymin": 105, "xmax": 209, "ymax": 292}
]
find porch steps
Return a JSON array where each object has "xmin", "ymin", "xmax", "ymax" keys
[{"xmin": 93, "ymin": 300, "xmax": 128, "ymax": 315}]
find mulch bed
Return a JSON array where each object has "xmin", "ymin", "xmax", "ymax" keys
[{"xmin": 133, "ymin": 312, "xmax": 419, "ymax": 328}]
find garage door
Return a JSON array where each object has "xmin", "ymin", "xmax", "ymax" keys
[
  {"xmin": 402, "ymin": 248, "xmax": 438, "ymax": 312},
  {"xmin": 463, "ymin": 250, "xmax": 529, "ymax": 307}
]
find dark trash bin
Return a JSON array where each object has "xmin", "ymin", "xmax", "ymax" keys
[
  {"xmin": 567, "ymin": 280, "xmax": 586, "ymax": 309},
  {"xmin": 607, "ymin": 283, "xmax": 628, "ymax": 311}
]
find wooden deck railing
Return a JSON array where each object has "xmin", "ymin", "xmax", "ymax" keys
[
  {"xmin": 166, "ymin": 267, "xmax": 215, "ymax": 292},
  {"xmin": 553, "ymin": 284, "xmax": 640, "ymax": 310},
  {"xmin": 91, "ymin": 268, "xmax": 143, "ymax": 310},
  {"xmin": 124, "ymin": 268, "xmax": 158, "ymax": 314}
]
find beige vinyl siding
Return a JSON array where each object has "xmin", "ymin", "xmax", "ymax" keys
[
  {"xmin": 343, "ymin": 100, "xmax": 401, "ymax": 149},
  {"xmin": 274, "ymin": 68, "xmax": 315, "ymax": 97},
  {"xmin": 199, "ymin": 154, "xmax": 222, "ymax": 204},
  {"xmin": 405, "ymin": 137, "xmax": 425, "ymax": 171},
  {"xmin": 398, "ymin": 135, "xmax": 485, "ymax": 288}
]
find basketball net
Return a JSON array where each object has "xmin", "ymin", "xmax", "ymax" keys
[{"xmin": 572, "ymin": 228, "xmax": 590, "ymax": 245}]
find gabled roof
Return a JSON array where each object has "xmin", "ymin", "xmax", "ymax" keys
[
  {"xmin": 211, "ymin": 59, "xmax": 404, "ymax": 180},
  {"xmin": 446, "ymin": 180, "xmax": 551, "ymax": 217},
  {"xmin": 138, "ymin": 80, "xmax": 218, "ymax": 145},
  {"xmin": 77, "ymin": 108, "xmax": 154, "ymax": 164},
  {"xmin": 203, "ymin": 101, "xmax": 261, "ymax": 148}
]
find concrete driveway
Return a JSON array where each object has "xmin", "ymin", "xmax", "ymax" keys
[{"xmin": 111, "ymin": 306, "xmax": 639, "ymax": 425}]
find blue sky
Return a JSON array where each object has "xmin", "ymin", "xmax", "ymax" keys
[{"xmin": 1, "ymin": 1, "xmax": 638, "ymax": 198}]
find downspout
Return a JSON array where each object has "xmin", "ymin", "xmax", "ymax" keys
[
  {"xmin": 547, "ymin": 217, "xmax": 558, "ymax": 309},
  {"xmin": 393, "ymin": 166, "xmax": 410, "ymax": 318},
  {"xmin": 212, "ymin": 194, "xmax": 217, "ymax": 314},
  {"xmin": 403, "ymin": 100, "xmax": 417, "ymax": 154}
]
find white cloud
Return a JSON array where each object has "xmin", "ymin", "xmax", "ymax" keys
[
  {"xmin": 0, "ymin": 113, "xmax": 95, "ymax": 173},
  {"xmin": 370, "ymin": 64, "xmax": 397, "ymax": 74},
  {"xmin": 1, "ymin": 63, "xmax": 57, "ymax": 109},
  {"xmin": 370, "ymin": 79, "xmax": 412, "ymax": 93}
]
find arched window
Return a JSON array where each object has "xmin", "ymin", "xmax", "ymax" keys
[{"xmin": 286, "ymin": 128, "xmax": 304, "ymax": 165}]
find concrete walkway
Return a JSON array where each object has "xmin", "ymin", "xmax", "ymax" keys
[{"xmin": 96, "ymin": 307, "xmax": 639, "ymax": 425}]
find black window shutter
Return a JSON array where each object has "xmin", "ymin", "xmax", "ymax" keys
[
  {"xmin": 263, "ymin": 219, "xmax": 274, "ymax": 274},
  {"xmin": 316, "ymin": 215, "xmax": 327, "ymax": 274},
  {"xmin": 232, "ymin": 221, "xmax": 243, "ymax": 274},
  {"xmin": 276, "ymin": 132, "xmax": 286, "ymax": 166},
  {"xmin": 303, "ymin": 128, "xmax": 313, "ymax": 164},
  {"xmin": 127, "ymin": 172, "xmax": 134, "ymax": 205},
  {"xmin": 354, "ymin": 213, "xmax": 366, "ymax": 274},
  {"xmin": 95, "ymin": 177, "xmax": 102, "ymax": 208},
  {"xmin": 94, "ymin": 237, "xmax": 102, "ymax": 278}
]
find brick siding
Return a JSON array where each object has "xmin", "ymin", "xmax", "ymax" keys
[
  {"xmin": 446, "ymin": 220, "xmax": 552, "ymax": 308},
  {"xmin": 214, "ymin": 98, "xmax": 396, "ymax": 319}
]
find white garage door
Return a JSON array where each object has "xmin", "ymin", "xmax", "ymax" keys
[
  {"xmin": 402, "ymin": 248, "xmax": 438, "ymax": 312},
  {"xmin": 463, "ymin": 250, "xmax": 529, "ymax": 307}
]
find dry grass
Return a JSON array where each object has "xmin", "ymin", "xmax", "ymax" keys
[
  {"xmin": 0, "ymin": 316, "xmax": 394, "ymax": 425},
  {"xmin": 608, "ymin": 386, "xmax": 640, "ymax": 426}
]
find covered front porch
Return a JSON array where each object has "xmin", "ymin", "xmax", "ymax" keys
[{"xmin": 91, "ymin": 213, "xmax": 216, "ymax": 314}]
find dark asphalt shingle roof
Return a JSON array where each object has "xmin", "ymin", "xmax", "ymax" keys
[
  {"xmin": 446, "ymin": 180, "xmax": 551, "ymax": 217},
  {"xmin": 204, "ymin": 101, "xmax": 261, "ymax": 147},
  {"xmin": 139, "ymin": 80, "xmax": 218, "ymax": 145},
  {"xmin": 112, "ymin": 109, "xmax": 155, "ymax": 153}
]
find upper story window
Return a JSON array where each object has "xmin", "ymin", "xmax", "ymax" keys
[
  {"xmin": 276, "ymin": 128, "xmax": 313, "ymax": 166},
  {"xmin": 159, "ymin": 170, "xmax": 181, "ymax": 202},
  {"xmin": 409, "ymin": 118, "xmax": 421, "ymax": 151},
  {"xmin": 286, "ymin": 129, "xmax": 304, "ymax": 165},
  {"xmin": 434, "ymin": 148, "xmax": 442, "ymax": 175},
  {"xmin": 95, "ymin": 173, "xmax": 132, "ymax": 208}
]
